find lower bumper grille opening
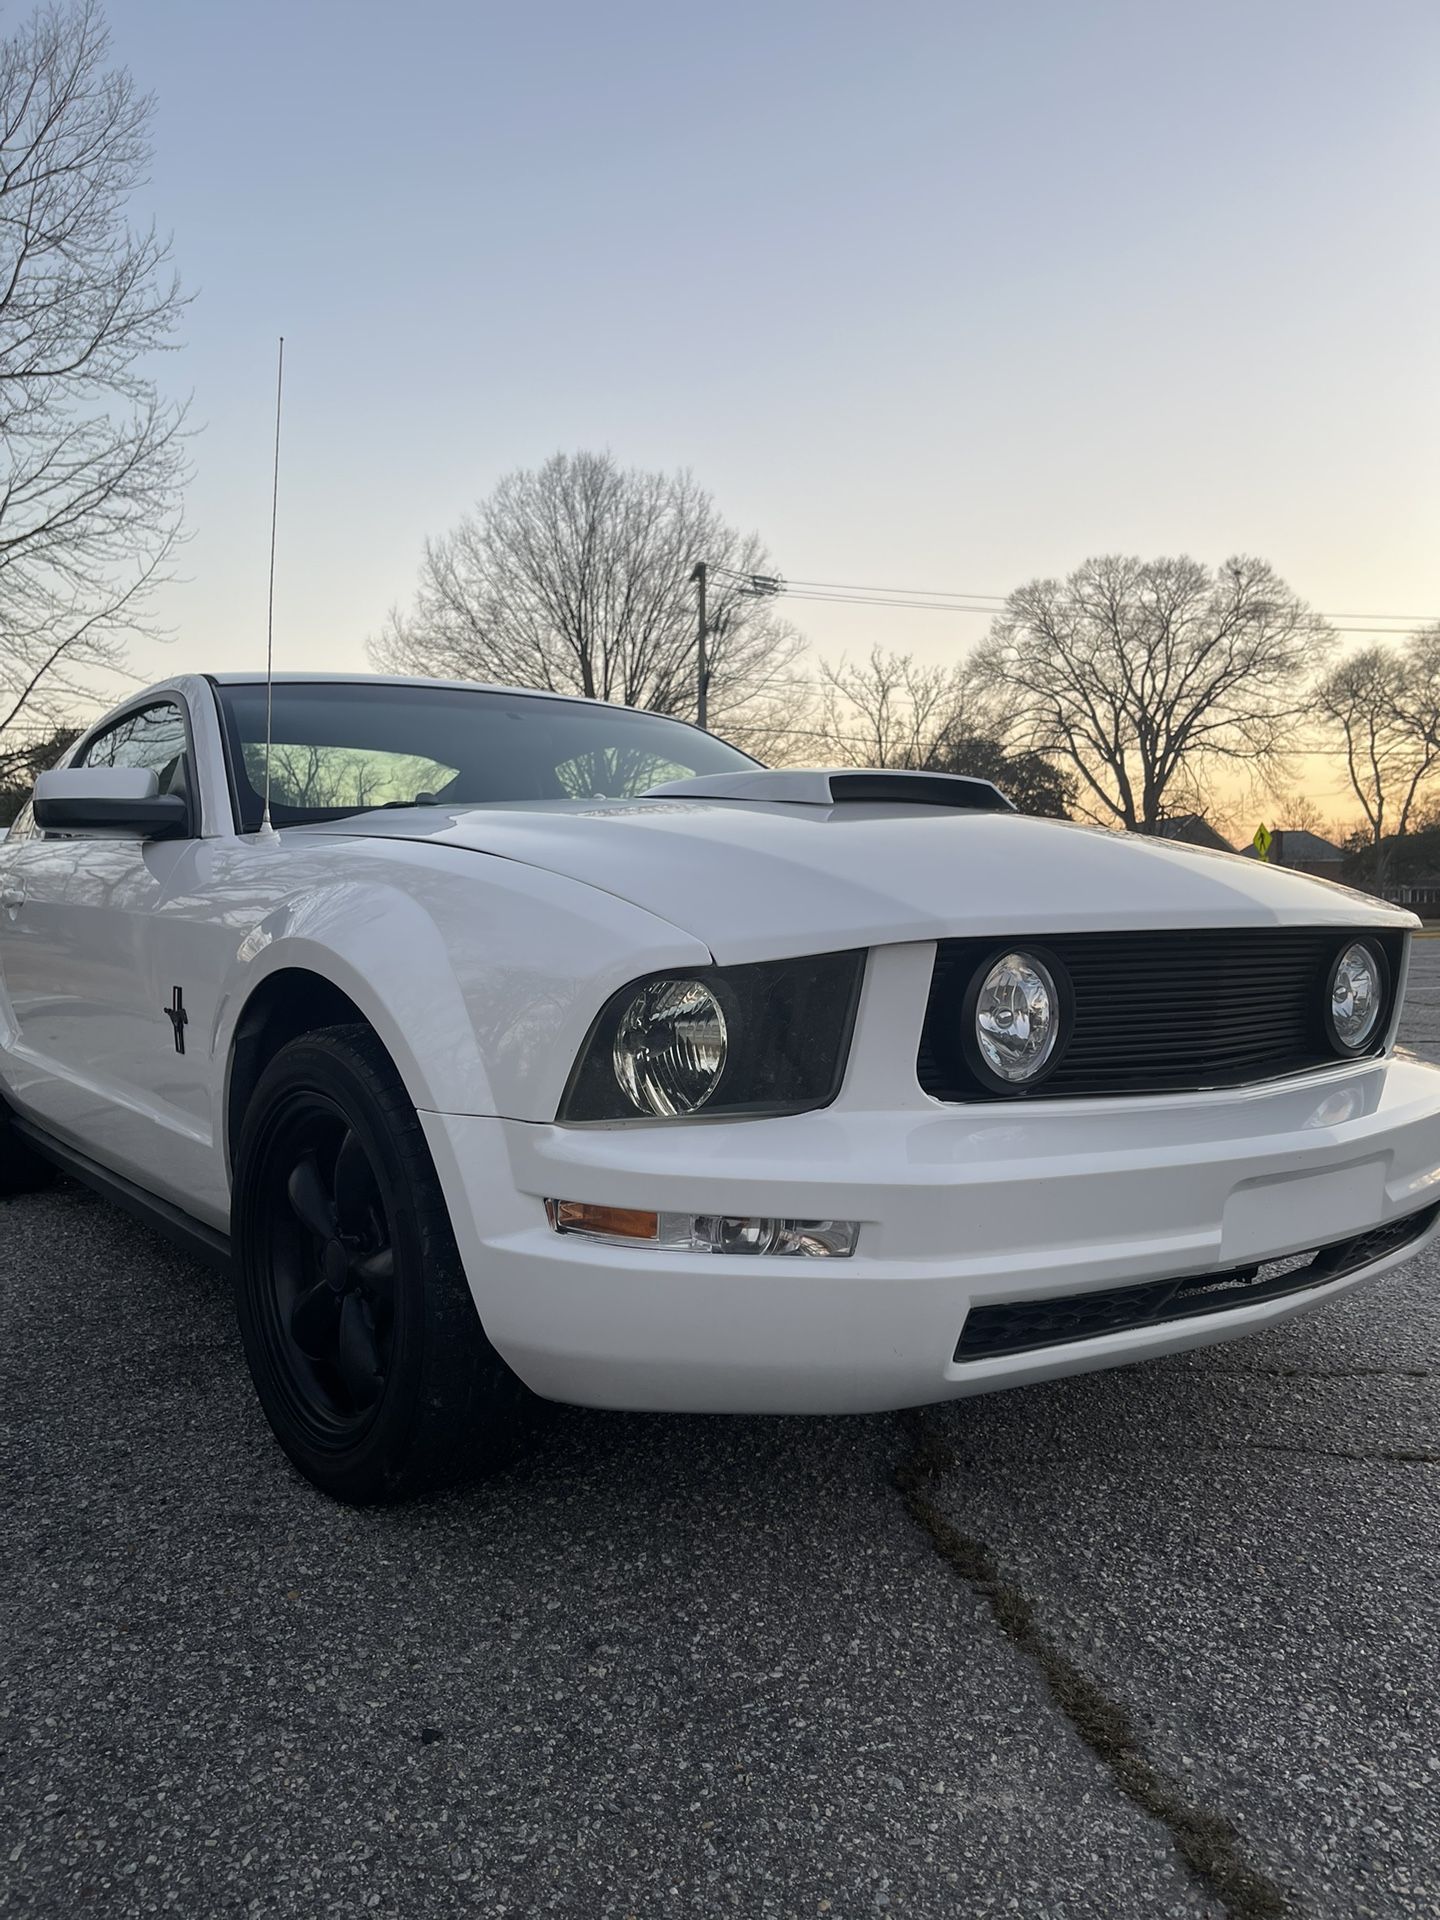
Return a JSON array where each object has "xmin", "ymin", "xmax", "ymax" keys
[{"xmin": 954, "ymin": 1203, "xmax": 1439, "ymax": 1364}]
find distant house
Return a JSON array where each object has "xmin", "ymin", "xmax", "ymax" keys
[
  {"xmin": 1385, "ymin": 871, "xmax": 1440, "ymax": 909},
  {"xmin": 1155, "ymin": 813, "xmax": 1235, "ymax": 852},
  {"xmin": 1240, "ymin": 829, "xmax": 1346, "ymax": 878}
]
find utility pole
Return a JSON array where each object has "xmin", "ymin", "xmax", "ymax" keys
[
  {"xmin": 690, "ymin": 560, "xmax": 709, "ymax": 729},
  {"xmin": 688, "ymin": 563, "xmax": 782, "ymax": 731}
]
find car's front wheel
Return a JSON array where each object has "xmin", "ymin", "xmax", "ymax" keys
[{"xmin": 233, "ymin": 1023, "xmax": 527, "ymax": 1503}]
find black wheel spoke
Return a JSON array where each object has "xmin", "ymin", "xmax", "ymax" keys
[
  {"xmin": 353, "ymin": 1243, "xmax": 395, "ymax": 1292},
  {"xmin": 265, "ymin": 1106, "xmax": 397, "ymax": 1430},
  {"xmin": 336, "ymin": 1292, "xmax": 385, "ymax": 1408},
  {"xmin": 290, "ymin": 1275, "xmax": 341, "ymax": 1359},
  {"xmin": 287, "ymin": 1155, "xmax": 336, "ymax": 1240},
  {"xmin": 333, "ymin": 1127, "xmax": 375, "ymax": 1239}
]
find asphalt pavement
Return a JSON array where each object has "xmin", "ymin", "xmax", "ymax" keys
[{"xmin": 3, "ymin": 949, "xmax": 1439, "ymax": 1919}]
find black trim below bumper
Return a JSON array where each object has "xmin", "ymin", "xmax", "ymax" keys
[{"xmin": 955, "ymin": 1203, "xmax": 1439, "ymax": 1363}]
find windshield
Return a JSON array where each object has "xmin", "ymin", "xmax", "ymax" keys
[{"xmin": 212, "ymin": 679, "xmax": 759, "ymax": 831}]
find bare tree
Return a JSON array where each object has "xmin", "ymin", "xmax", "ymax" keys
[
  {"xmin": 811, "ymin": 645, "xmax": 1074, "ymax": 816},
  {"xmin": 1315, "ymin": 632, "xmax": 1440, "ymax": 889},
  {"xmin": 816, "ymin": 646, "xmax": 972, "ymax": 769},
  {"xmin": 930, "ymin": 730, "xmax": 1076, "ymax": 818},
  {"xmin": 1263, "ymin": 788, "xmax": 1348, "ymax": 846},
  {"xmin": 373, "ymin": 451, "xmax": 805, "ymax": 746},
  {"xmin": 969, "ymin": 555, "xmax": 1331, "ymax": 833},
  {"xmin": 0, "ymin": 1, "xmax": 189, "ymax": 778},
  {"xmin": 0, "ymin": 718, "xmax": 79, "ymax": 823},
  {"xmin": 1388, "ymin": 624, "xmax": 1440, "ymax": 764},
  {"xmin": 1266, "ymin": 789, "xmax": 1329, "ymax": 838}
]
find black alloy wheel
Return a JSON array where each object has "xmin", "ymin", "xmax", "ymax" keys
[
  {"xmin": 233, "ymin": 1023, "xmax": 528, "ymax": 1503},
  {"xmin": 257, "ymin": 1100, "xmax": 396, "ymax": 1442}
]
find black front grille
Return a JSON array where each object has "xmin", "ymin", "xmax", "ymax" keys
[
  {"xmin": 918, "ymin": 927, "xmax": 1404, "ymax": 1102},
  {"xmin": 954, "ymin": 1203, "xmax": 1437, "ymax": 1362}
]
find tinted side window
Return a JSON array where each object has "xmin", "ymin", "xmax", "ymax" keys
[{"xmin": 79, "ymin": 703, "xmax": 189, "ymax": 794}]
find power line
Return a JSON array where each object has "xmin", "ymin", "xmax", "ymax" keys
[
  {"xmin": 1322, "ymin": 611, "xmax": 1439, "ymax": 623},
  {"xmin": 710, "ymin": 563, "xmax": 1438, "ymax": 630},
  {"xmin": 711, "ymin": 565, "xmax": 1003, "ymax": 610},
  {"xmin": 774, "ymin": 589, "xmax": 1001, "ymax": 614},
  {"xmin": 774, "ymin": 590, "xmax": 1432, "ymax": 636},
  {"xmin": 780, "ymin": 574, "xmax": 1006, "ymax": 606}
]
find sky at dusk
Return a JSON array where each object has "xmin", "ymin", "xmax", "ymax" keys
[{"xmin": 104, "ymin": 0, "xmax": 1440, "ymax": 823}]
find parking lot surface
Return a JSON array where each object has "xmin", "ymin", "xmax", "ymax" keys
[{"xmin": 3, "ymin": 947, "xmax": 1438, "ymax": 1919}]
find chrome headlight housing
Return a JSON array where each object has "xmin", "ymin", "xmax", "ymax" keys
[
  {"xmin": 962, "ymin": 947, "xmax": 1069, "ymax": 1092},
  {"xmin": 1325, "ymin": 939, "xmax": 1387, "ymax": 1054},
  {"xmin": 561, "ymin": 951, "xmax": 865, "ymax": 1122}
]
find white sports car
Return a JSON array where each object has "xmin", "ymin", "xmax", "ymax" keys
[{"xmin": 2, "ymin": 673, "xmax": 1437, "ymax": 1502}]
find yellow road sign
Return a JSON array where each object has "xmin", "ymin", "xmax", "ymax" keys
[{"xmin": 1252, "ymin": 823, "xmax": 1273, "ymax": 862}]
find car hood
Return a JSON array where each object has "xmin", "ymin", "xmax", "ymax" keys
[{"xmin": 312, "ymin": 798, "xmax": 1413, "ymax": 965}]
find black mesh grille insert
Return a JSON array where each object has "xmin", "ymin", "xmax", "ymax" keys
[
  {"xmin": 954, "ymin": 1203, "xmax": 1437, "ymax": 1363},
  {"xmin": 918, "ymin": 927, "xmax": 1405, "ymax": 1101}
]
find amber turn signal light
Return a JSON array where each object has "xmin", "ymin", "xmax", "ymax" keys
[
  {"xmin": 545, "ymin": 1200, "xmax": 660, "ymax": 1241},
  {"xmin": 545, "ymin": 1200, "xmax": 859, "ymax": 1257}
]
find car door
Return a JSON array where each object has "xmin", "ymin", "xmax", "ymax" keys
[{"xmin": 0, "ymin": 698, "xmax": 225, "ymax": 1206}]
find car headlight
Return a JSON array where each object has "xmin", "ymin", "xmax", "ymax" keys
[
  {"xmin": 1326, "ymin": 940, "xmax": 1386, "ymax": 1054},
  {"xmin": 613, "ymin": 978, "xmax": 728, "ymax": 1117},
  {"xmin": 965, "ymin": 948, "xmax": 1066, "ymax": 1091},
  {"xmin": 561, "ymin": 951, "xmax": 865, "ymax": 1122}
]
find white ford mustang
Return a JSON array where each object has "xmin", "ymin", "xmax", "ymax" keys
[{"xmin": 2, "ymin": 673, "xmax": 1438, "ymax": 1502}]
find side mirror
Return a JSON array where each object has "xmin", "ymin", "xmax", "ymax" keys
[{"xmin": 33, "ymin": 767, "xmax": 189, "ymax": 839}]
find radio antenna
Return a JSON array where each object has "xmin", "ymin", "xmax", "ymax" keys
[{"xmin": 259, "ymin": 334, "xmax": 285, "ymax": 840}]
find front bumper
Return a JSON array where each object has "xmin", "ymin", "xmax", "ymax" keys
[{"xmin": 419, "ymin": 1053, "xmax": 1440, "ymax": 1414}]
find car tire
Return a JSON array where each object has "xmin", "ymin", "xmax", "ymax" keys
[
  {"xmin": 232, "ymin": 1022, "xmax": 530, "ymax": 1503},
  {"xmin": 0, "ymin": 1106, "xmax": 56, "ymax": 1197}
]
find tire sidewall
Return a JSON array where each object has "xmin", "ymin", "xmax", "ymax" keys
[{"xmin": 233, "ymin": 1035, "xmax": 432, "ymax": 1502}]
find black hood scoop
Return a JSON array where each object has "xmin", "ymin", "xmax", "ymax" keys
[{"xmin": 644, "ymin": 768, "xmax": 1015, "ymax": 811}]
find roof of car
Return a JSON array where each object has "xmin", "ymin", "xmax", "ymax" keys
[
  {"xmin": 86, "ymin": 674, "xmax": 759, "ymax": 773},
  {"xmin": 206, "ymin": 671, "xmax": 595, "ymax": 705}
]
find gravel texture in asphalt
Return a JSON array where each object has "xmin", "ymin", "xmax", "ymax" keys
[{"xmin": 2, "ymin": 946, "xmax": 1438, "ymax": 1918}]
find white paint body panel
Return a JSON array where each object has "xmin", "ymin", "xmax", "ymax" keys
[
  {"xmin": 1, "ymin": 673, "xmax": 1438, "ymax": 1415},
  {"xmin": 312, "ymin": 795, "xmax": 1406, "ymax": 967},
  {"xmin": 420, "ymin": 1054, "xmax": 1440, "ymax": 1411}
]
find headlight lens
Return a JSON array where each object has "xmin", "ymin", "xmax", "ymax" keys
[
  {"xmin": 972, "ymin": 950, "xmax": 1062, "ymax": 1086},
  {"xmin": 613, "ymin": 978, "xmax": 728, "ymax": 1117},
  {"xmin": 1327, "ymin": 941, "xmax": 1385, "ymax": 1052},
  {"xmin": 561, "ymin": 951, "xmax": 865, "ymax": 1122}
]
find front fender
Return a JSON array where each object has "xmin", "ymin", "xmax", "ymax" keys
[{"xmin": 213, "ymin": 836, "xmax": 712, "ymax": 1133}]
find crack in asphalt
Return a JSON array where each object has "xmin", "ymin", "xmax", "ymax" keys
[{"xmin": 894, "ymin": 1411, "xmax": 1292, "ymax": 1920}]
